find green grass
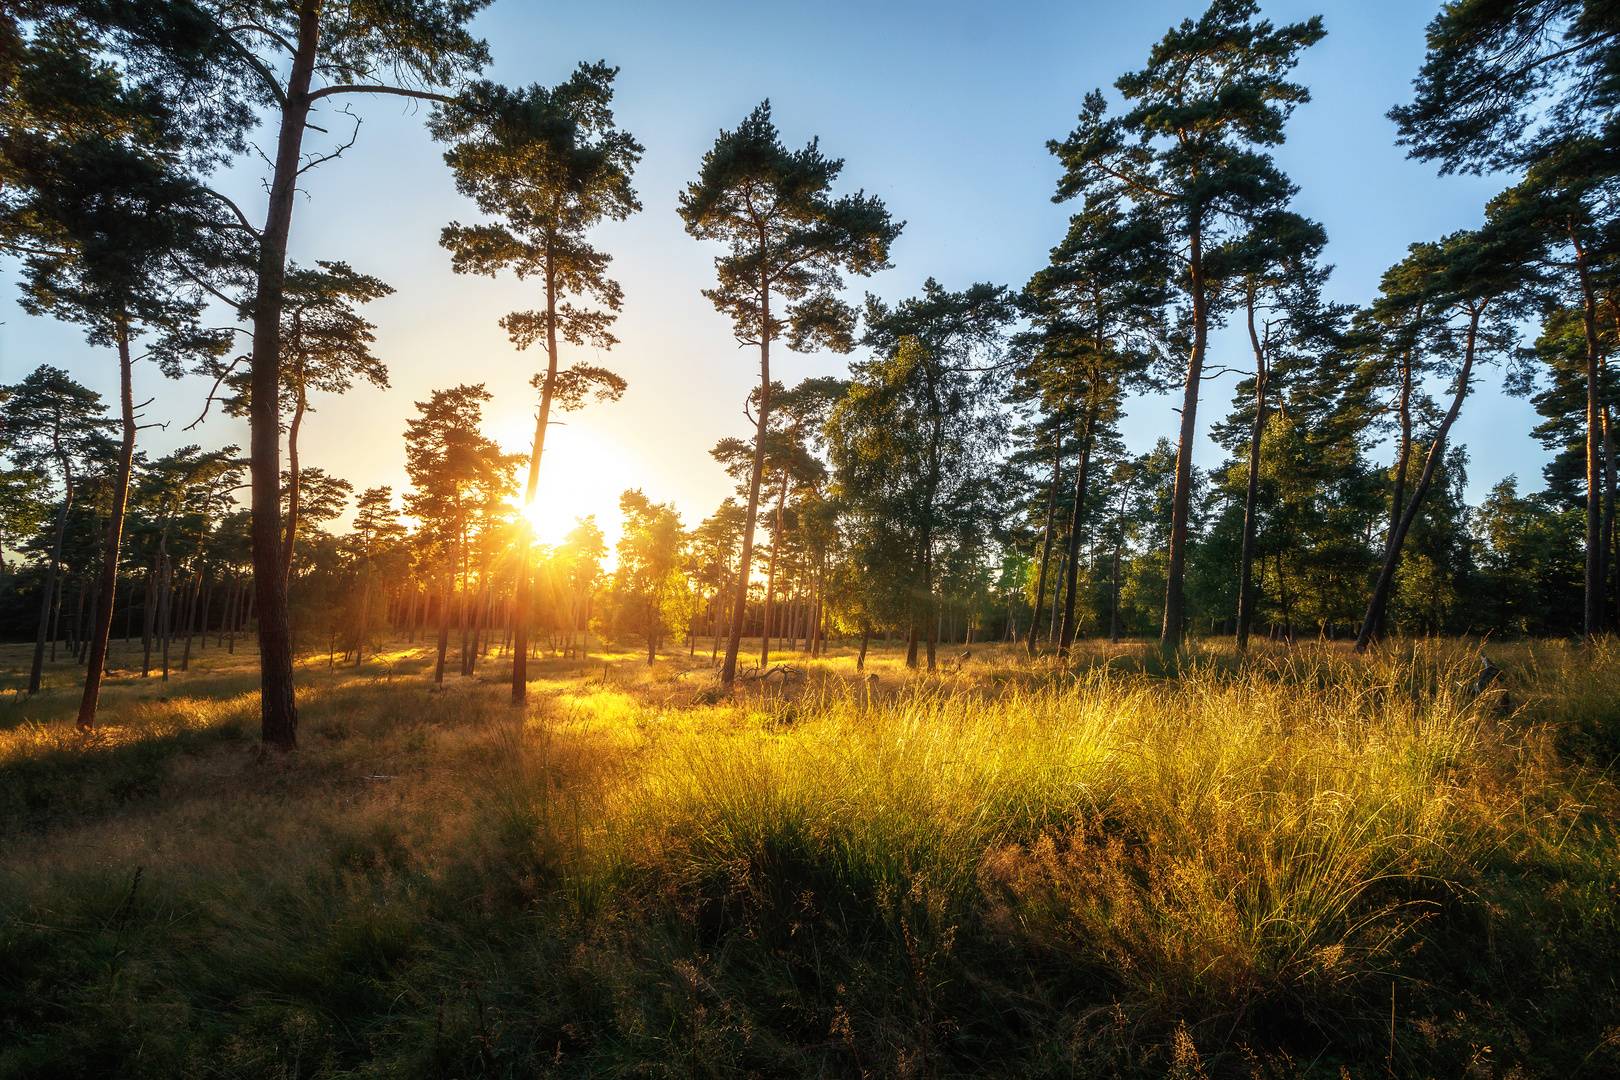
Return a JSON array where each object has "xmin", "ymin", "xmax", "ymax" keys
[{"xmin": 1, "ymin": 635, "xmax": 1618, "ymax": 1077}]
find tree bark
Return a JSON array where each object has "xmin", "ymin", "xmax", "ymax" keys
[
  {"xmin": 1027, "ymin": 444, "xmax": 1062, "ymax": 657},
  {"xmin": 1161, "ymin": 225, "xmax": 1208, "ymax": 649},
  {"xmin": 434, "ymin": 564, "xmax": 452, "ymax": 685},
  {"xmin": 248, "ymin": 0, "xmax": 321, "ymax": 750},
  {"xmin": 28, "ymin": 465, "xmax": 71, "ymax": 695},
  {"xmin": 512, "ymin": 263, "xmax": 561, "ymax": 702},
  {"xmin": 77, "ymin": 329, "xmax": 137, "ymax": 726},
  {"xmin": 721, "ymin": 271, "xmax": 770, "ymax": 688},
  {"xmin": 1355, "ymin": 305, "xmax": 1482, "ymax": 651},
  {"xmin": 759, "ymin": 468, "xmax": 789, "ymax": 671},
  {"xmin": 1237, "ymin": 286, "xmax": 1269, "ymax": 653},
  {"xmin": 1059, "ymin": 415, "xmax": 1097, "ymax": 655},
  {"xmin": 1576, "ymin": 250, "xmax": 1604, "ymax": 637}
]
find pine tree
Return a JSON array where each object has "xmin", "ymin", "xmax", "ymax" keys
[
  {"xmin": 1049, "ymin": 0, "xmax": 1325, "ymax": 647},
  {"xmin": 679, "ymin": 101, "xmax": 900, "ymax": 687},
  {"xmin": 431, "ymin": 62, "xmax": 639, "ymax": 702}
]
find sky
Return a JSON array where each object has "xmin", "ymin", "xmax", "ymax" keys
[{"xmin": 0, "ymin": 0, "xmax": 1534, "ymax": 549}]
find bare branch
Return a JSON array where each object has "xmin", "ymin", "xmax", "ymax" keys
[
  {"xmin": 222, "ymin": 23, "xmax": 297, "ymax": 56},
  {"xmin": 200, "ymin": 187, "xmax": 261, "ymax": 238},
  {"xmin": 168, "ymin": 254, "xmax": 242, "ymax": 310},
  {"xmin": 297, "ymin": 110, "xmax": 361, "ymax": 175},
  {"xmin": 185, "ymin": 356, "xmax": 246, "ymax": 430},
  {"xmin": 305, "ymin": 84, "xmax": 455, "ymax": 105}
]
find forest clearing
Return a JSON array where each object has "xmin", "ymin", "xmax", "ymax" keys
[
  {"xmin": 7, "ymin": 0, "xmax": 1620, "ymax": 1076},
  {"xmin": 3, "ymin": 636, "xmax": 1618, "ymax": 1077}
]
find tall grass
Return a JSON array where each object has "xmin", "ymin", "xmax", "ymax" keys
[{"xmin": 1, "ymin": 637, "xmax": 1618, "ymax": 1076}]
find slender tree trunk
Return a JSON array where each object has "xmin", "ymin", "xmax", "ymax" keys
[
  {"xmin": 1602, "ymin": 399, "xmax": 1616, "ymax": 627},
  {"xmin": 1576, "ymin": 253, "xmax": 1604, "ymax": 637},
  {"xmin": 1162, "ymin": 226, "xmax": 1208, "ymax": 648},
  {"xmin": 141, "ymin": 560, "xmax": 157, "ymax": 677},
  {"xmin": 512, "ymin": 265, "xmax": 561, "ymax": 702},
  {"xmin": 1375, "ymin": 335, "xmax": 1417, "ymax": 641},
  {"xmin": 1059, "ymin": 414, "xmax": 1097, "ymax": 655},
  {"xmin": 356, "ymin": 562, "xmax": 373, "ymax": 666},
  {"xmin": 245, "ymin": 1, "xmax": 322, "ymax": 750},
  {"xmin": 78, "ymin": 333, "xmax": 137, "ymax": 726},
  {"xmin": 29, "ymin": 468, "xmax": 72, "ymax": 694},
  {"xmin": 1027, "ymin": 445, "xmax": 1062, "ymax": 657},
  {"xmin": 434, "ymin": 565, "xmax": 452, "ymax": 686},
  {"xmin": 180, "ymin": 571, "xmax": 200, "ymax": 671},
  {"xmin": 48, "ymin": 571, "xmax": 64, "ymax": 662},
  {"xmin": 1237, "ymin": 287, "xmax": 1269, "ymax": 653},
  {"xmin": 924, "ymin": 544, "xmax": 937, "ymax": 672},
  {"xmin": 857, "ymin": 618, "xmax": 869, "ymax": 671},
  {"xmin": 1356, "ymin": 306, "xmax": 1482, "ymax": 651},
  {"xmin": 159, "ymin": 544, "xmax": 173, "ymax": 682},
  {"xmin": 760, "ymin": 469, "xmax": 788, "ymax": 671},
  {"xmin": 721, "ymin": 273, "xmax": 771, "ymax": 689},
  {"xmin": 281, "ymin": 385, "xmax": 307, "ymax": 587},
  {"xmin": 1110, "ymin": 530, "xmax": 1123, "ymax": 643}
]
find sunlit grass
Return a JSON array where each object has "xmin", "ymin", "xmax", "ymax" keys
[{"xmin": 1, "ymin": 635, "xmax": 1618, "ymax": 1076}]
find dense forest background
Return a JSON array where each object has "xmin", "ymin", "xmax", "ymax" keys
[{"xmin": 1, "ymin": 0, "xmax": 1617, "ymax": 738}]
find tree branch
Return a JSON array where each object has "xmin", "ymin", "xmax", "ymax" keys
[
  {"xmin": 168, "ymin": 254, "xmax": 242, "ymax": 310},
  {"xmin": 306, "ymin": 84, "xmax": 456, "ymax": 105},
  {"xmin": 200, "ymin": 187, "xmax": 261, "ymax": 238}
]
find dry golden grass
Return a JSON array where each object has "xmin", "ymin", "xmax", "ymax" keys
[{"xmin": 1, "ymin": 634, "xmax": 1618, "ymax": 1077}]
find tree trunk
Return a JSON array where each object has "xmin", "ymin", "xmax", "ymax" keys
[
  {"xmin": 247, "ymin": 0, "xmax": 321, "ymax": 750},
  {"xmin": 29, "ymin": 466, "xmax": 72, "ymax": 694},
  {"xmin": 434, "ymin": 565, "xmax": 452, "ymax": 685},
  {"xmin": 512, "ymin": 265, "xmax": 561, "ymax": 702},
  {"xmin": 1375, "ymin": 330, "xmax": 1418, "ymax": 641},
  {"xmin": 76, "ymin": 329, "xmax": 140, "ymax": 725},
  {"xmin": 1237, "ymin": 286, "xmax": 1269, "ymax": 653},
  {"xmin": 356, "ymin": 562, "xmax": 373, "ymax": 666},
  {"xmin": 280, "ymin": 385, "xmax": 307, "ymax": 587},
  {"xmin": 1059, "ymin": 414, "xmax": 1097, "ymax": 655},
  {"xmin": 141, "ymin": 561, "xmax": 157, "ymax": 677},
  {"xmin": 1576, "ymin": 251, "xmax": 1604, "ymax": 637},
  {"xmin": 1027, "ymin": 444, "xmax": 1061, "ymax": 657},
  {"xmin": 760, "ymin": 469, "xmax": 789, "ymax": 671},
  {"xmin": 1355, "ymin": 305, "xmax": 1482, "ymax": 651},
  {"xmin": 722, "ymin": 272, "xmax": 771, "ymax": 689},
  {"xmin": 158, "ymin": 542, "xmax": 173, "ymax": 682},
  {"xmin": 1162, "ymin": 225, "xmax": 1208, "ymax": 648}
]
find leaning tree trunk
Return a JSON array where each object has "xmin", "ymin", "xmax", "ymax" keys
[
  {"xmin": 248, "ymin": 0, "xmax": 321, "ymax": 750},
  {"xmin": 76, "ymin": 326, "xmax": 138, "ymax": 729},
  {"xmin": 1375, "ymin": 332, "xmax": 1417, "ymax": 641},
  {"xmin": 1027, "ymin": 445, "xmax": 1062, "ymax": 657},
  {"xmin": 1059, "ymin": 413, "xmax": 1097, "ymax": 656},
  {"xmin": 721, "ymin": 276, "xmax": 770, "ymax": 688},
  {"xmin": 1355, "ymin": 306, "xmax": 1481, "ymax": 652}
]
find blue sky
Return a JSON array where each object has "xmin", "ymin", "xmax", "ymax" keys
[{"xmin": 0, "ymin": 0, "xmax": 1533, "ymax": 545}]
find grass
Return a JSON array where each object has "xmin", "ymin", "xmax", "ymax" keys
[{"xmin": 1, "ymin": 634, "xmax": 1618, "ymax": 1077}]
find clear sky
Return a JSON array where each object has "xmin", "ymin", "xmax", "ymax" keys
[{"xmin": 0, "ymin": 0, "xmax": 1532, "ymax": 548}]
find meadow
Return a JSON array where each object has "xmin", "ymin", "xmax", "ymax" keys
[{"xmin": 1, "ymin": 635, "xmax": 1618, "ymax": 1078}]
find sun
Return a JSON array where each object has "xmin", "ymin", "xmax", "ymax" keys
[{"xmin": 497, "ymin": 420, "xmax": 636, "ymax": 549}]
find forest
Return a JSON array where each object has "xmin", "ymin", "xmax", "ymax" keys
[{"xmin": 3, "ymin": 1, "xmax": 1620, "ymax": 1077}]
